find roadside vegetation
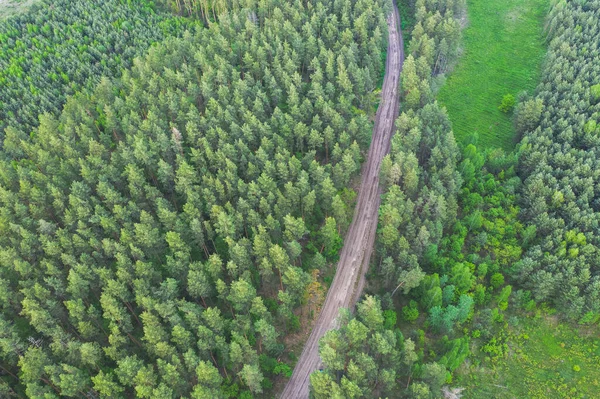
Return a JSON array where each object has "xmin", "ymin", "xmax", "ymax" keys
[
  {"xmin": 396, "ymin": 0, "xmax": 415, "ymax": 51},
  {"xmin": 311, "ymin": 0, "xmax": 467, "ymax": 395},
  {"xmin": 437, "ymin": 0, "xmax": 548, "ymax": 150},
  {"xmin": 314, "ymin": 0, "xmax": 600, "ymax": 398}
]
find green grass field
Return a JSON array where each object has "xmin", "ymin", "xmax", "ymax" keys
[
  {"xmin": 456, "ymin": 313, "xmax": 600, "ymax": 398},
  {"xmin": 437, "ymin": 0, "xmax": 548, "ymax": 151}
]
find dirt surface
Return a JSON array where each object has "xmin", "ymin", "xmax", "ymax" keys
[{"xmin": 279, "ymin": 3, "xmax": 404, "ymax": 398}]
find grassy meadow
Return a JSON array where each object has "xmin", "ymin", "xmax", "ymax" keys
[
  {"xmin": 0, "ymin": 0, "xmax": 39, "ymax": 18},
  {"xmin": 437, "ymin": 0, "xmax": 549, "ymax": 151},
  {"xmin": 457, "ymin": 312, "xmax": 600, "ymax": 398}
]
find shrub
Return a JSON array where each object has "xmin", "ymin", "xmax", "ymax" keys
[
  {"xmin": 383, "ymin": 309, "xmax": 398, "ymax": 329},
  {"xmin": 490, "ymin": 273, "xmax": 505, "ymax": 289},
  {"xmin": 402, "ymin": 301, "xmax": 420, "ymax": 322},
  {"xmin": 498, "ymin": 94, "xmax": 516, "ymax": 112},
  {"xmin": 591, "ymin": 83, "xmax": 600, "ymax": 102}
]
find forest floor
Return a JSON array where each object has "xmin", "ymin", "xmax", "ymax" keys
[
  {"xmin": 278, "ymin": 3, "xmax": 404, "ymax": 398},
  {"xmin": 456, "ymin": 311, "xmax": 600, "ymax": 399},
  {"xmin": 0, "ymin": 0, "xmax": 38, "ymax": 18},
  {"xmin": 437, "ymin": 0, "xmax": 548, "ymax": 151}
]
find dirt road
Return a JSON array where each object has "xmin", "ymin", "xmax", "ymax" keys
[{"xmin": 280, "ymin": 3, "xmax": 404, "ymax": 398}]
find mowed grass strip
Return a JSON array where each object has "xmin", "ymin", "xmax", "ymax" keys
[{"xmin": 437, "ymin": 0, "xmax": 548, "ymax": 151}]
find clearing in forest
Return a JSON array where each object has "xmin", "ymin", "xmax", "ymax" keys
[
  {"xmin": 437, "ymin": 0, "xmax": 548, "ymax": 151},
  {"xmin": 456, "ymin": 312, "xmax": 600, "ymax": 398},
  {"xmin": 0, "ymin": 0, "xmax": 38, "ymax": 18}
]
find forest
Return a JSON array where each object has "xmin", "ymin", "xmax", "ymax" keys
[
  {"xmin": 514, "ymin": 0, "xmax": 600, "ymax": 321},
  {"xmin": 311, "ymin": 0, "xmax": 600, "ymax": 398},
  {"xmin": 0, "ymin": 0, "xmax": 389, "ymax": 396},
  {"xmin": 0, "ymin": 0, "xmax": 192, "ymax": 137},
  {"xmin": 0, "ymin": 0, "xmax": 599, "ymax": 398}
]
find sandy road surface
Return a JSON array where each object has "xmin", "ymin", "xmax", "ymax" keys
[{"xmin": 279, "ymin": 3, "xmax": 404, "ymax": 398}]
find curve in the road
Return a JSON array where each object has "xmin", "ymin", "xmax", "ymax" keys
[{"xmin": 280, "ymin": 3, "xmax": 405, "ymax": 398}]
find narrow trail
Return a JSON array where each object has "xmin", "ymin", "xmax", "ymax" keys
[{"xmin": 280, "ymin": 3, "xmax": 404, "ymax": 398}]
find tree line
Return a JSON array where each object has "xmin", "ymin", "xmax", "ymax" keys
[
  {"xmin": 311, "ymin": 1, "xmax": 600, "ymax": 398},
  {"xmin": 514, "ymin": 0, "xmax": 600, "ymax": 322},
  {"xmin": 310, "ymin": 0, "xmax": 471, "ymax": 397},
  {"xmin": 0, "ymin": 0, "xmax": 389, "ymax": 396},
  {"xmin": 376, "ymin": 0, "xmax": 464, "ymax": 323}
]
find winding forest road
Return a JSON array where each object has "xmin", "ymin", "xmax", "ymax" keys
[{"xmin": 280, "ymin": 4, "xmax": 404, "ymax": 398}]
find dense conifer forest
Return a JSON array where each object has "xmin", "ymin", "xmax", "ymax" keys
[
  {"xmin": 1, "ymin": 0, "xmax": 600, "ymax": 397},
  {"xmin": 0, "ymin": 0, "xmax": 389, "ymax": 396},
  {"xmin": 514, "ymin": 0, "xmax": 600, "ymax": 322},
  {"xmin": 0, "ymin": 0, "xmax": 190, "ymax": 136}
]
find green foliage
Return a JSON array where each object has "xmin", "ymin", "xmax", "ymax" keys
[
  {"xmin": 498, "ymin": 94, "xmax": 516, "ymax": 113},
  {"xmin": 456, "ymin": 314, "xmax": 600, "ymax": 399},
  {"xmin": 402, "ymin": 300, "xmax": 420, "ymax": 322},
  {"xmin": 437, "ymin": 0, "xmax": 548, "ymax": 150},
  {"xmin": 389, "ymin": 141, "xmax": 526, "ymax": 392},
  {"xmin": 439, "ymin": 337, "xmax": 470, "ymax": 372},
  {"xmin": 450, "ymin": 263, "xmax": 476, "ymax": 292},
  {"xmin": 590, "ymin": 83, "xmax": 600, "ymax": 103},
  {"xmin": 429, "ymin": 295, "xmax": 472, "ymax": 334},
  {"xmin": 377, "ymin": 0, "xmax": 463, "ymax": 299},
  {"xmin": 490, "ymin": 273, "xmax": 505, "ymax": 289},
  {"xmin": 420, "ymin": 274, "xmax": 443, "ymax": 310},
  {"xmin": 481, "ymin": 336, "xmax": 508, "ymax": 358},
  {"xmin": 0, "ymin": 0, "xmax": 191, "ymax": 135},
  {"xmin": 578, "ymin": 312, "xmax": 600, "ymax": 326},
  {"xmin": 420, "ymin": 362, "xmax": 447, "ymax": 392},
  {"xmin": 0, "ymin": 0, "xmax": 390, "ymax": 395},
  {"xmin": 377, "ymin": 3, "xmax": 600, "ymax": 398},
  {"xmin": 396, "ymin": 0, "xmax": 416, "ymax": 52},
  {"xmin": 383, "ymin": 309, "xmax": 398, "ymax": 329},
  {"xmin": 514, "ymin": 97, "xmax": 543, "ymax": 137},
  {"xmin": 516, "ymin": 0, "xmax": 600, "ymax": 320},
  {"xmin": 496, "ymin": 286, "xmax": 512, "ymax": 308},
  {"xmin": 320, "ymin": 217, "xmax": 343, "ymax": 260},
  {"xmin": 311, "ymin": 296, "xmax": 423, "ymax": 398},
  {"xmin": 273, "ymin": 362, "xmax": 293, "ymax": 378}
]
